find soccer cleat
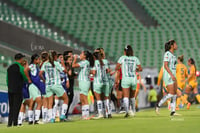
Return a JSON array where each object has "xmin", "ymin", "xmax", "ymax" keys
[
  {"xmin": 28, "ymin": 121, "xmax": 33, "ymax": 125},
  {"xmin": 186, "ymin": 103, "xmax": 191, "ymax": 110},
  {"xmin": 176, "ymin": 107, "xmax": 180, "ymax": 111},
  {"xmin": 170, "ymin": 112, "xmax": 181, "ymax": 116},
  {"xmin": 129, "ymin": 110, "xmax": 135, "ymax": 117},
  {"xmin": 124, "ymin": 113, "xmax": 129, "ymax": 118},
  {"xmin": 34, "ymin": 120, "xmax": 44, "ymax": 125},
  {"xmin": 155, "ymin": 104, "xmax": 160, "ymax": 115},
  {"xmin": 108, "ymin": 114, "xmax": 112, "ymax": 118},
  {"xmin": 81, "ymin": 115, "xmax": 91, "ymax": 120},
  {"xmin": 119, "ymin": 107, "xmax": 126, "ymax": 114},
  {"xmin": 92, "ymin": 114, "xmax": 104, "ymax": 119},
  {"xmin": 18, "ymin": 124, "xmax": 22, "ymax": 127},
  {"xmin": 60, "ymin": 115, "xmax": 66, "ymax": 122},
  {"xmin": 50, "ymin": 119, "xmax": 55, "ymax": 123}
]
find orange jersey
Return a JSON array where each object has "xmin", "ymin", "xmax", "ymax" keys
[
  {"xmin": 176, "ymin": 64, "xmax": 188, "ymax": 83},
  {"xmin": 136, "ymin": 72, "xmax": 140, "ymax": 90},
  {"xmin": 188, "ymin": 65, "xmax": 197, "ymax": 83}
]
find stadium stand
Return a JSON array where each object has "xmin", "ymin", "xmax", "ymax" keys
[
  {"xmin": 6, "ymin": 0, "xmax": 199, "ymax": 69},
  {"xmin": 0, "ymin": 1, "xmax": 85, "ymax": 51}
]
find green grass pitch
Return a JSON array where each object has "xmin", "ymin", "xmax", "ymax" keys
[{"xmin": 1, "ymin": 105, "xmax": 200, "ymax": 133}]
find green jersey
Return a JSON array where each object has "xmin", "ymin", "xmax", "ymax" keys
[
  {"xmin": 93, "ymin": 60, "xmax": 102, "ymax": 84},
  {"xmin": 41, "ymin": 61, "xmax": 64, "ymax": 87},
  {"xmin": 102, "ymin": 59, "xmax": 109, "ymax": 83},
  {"xmin": 163, "ymin": 51, "xmax": 177, "ymax": 76},
  {"xmin": 117, "ymin": 55, "xmax": 140, "ymax": 78},
  {"xmin": 78, "ymin": 60, "xmax": 90, "ymax": 81}
]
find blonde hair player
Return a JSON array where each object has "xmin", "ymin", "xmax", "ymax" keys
[
  {"xmin": 183, "ymin": 58, "xmax": 200, "ymax": 109},
  {"xmin": 176, "ymin": 55, "xmax": 188, "ymax": 110}
]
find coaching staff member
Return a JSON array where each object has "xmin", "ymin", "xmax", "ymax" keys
[{"xmin": 7, "ymin": 53, "xmax": 27, "ymax": 127}]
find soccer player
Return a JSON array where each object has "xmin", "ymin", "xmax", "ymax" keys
[
  {"xmin": 133, "ymin": 72, "xmax": 146, "ymax": 113},
  {"xmin": 24, "ymin": 54, "xmax": 43, "ymax": 124},
  {"xmin": 176, "ymin": 55, "xmax": 188, "ymax": 110},
  {"xmin": 115, "ymin": 68, "xmax": 124, "ymax": 113},
  {"xmin": 53, "ymin": 54, "xmax": 70, "ymax": 121},
  {"xmin": 40, "ymin": 51, "xmax": 48, "ymax": 123},
  {"xmin": 115, "ymin": 45, "xmax": 142, "ymax": 117},
  {"xmin": 155, "ymin": 40, "xmax": 179, "ymax": 116},
  {"xmin": 99, "ymin": 48, "xmax": 113, "ymax": 118},
  {"xmin": 183, "ymin": 58, "xmax": 200, "ymax": 109},
  {"xmin": 39, "ymin": 50, "xmax": 69, "ymax": 123},
  {"xmin": 72, "ymin": 51, "xmax": 94, "ymax": 120},
  {"xmin": 92, "ymin": 52, "xmax": 105, "ymax": 119}
]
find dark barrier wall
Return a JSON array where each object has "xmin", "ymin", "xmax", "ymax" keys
[{"xmin": 0, "ymin": 21, "xmax": 81, "ymax": 55}]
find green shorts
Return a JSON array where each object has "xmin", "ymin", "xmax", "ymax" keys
[
  {"xmin": 46, "ymin": 84, "xmax": 65, "ymax": 98},
  {"xmin": 29, "ymin": 84, "xmax": 41, "ymax": 101},
  {"xmin": 103, "ymin": 82, "xmax": 110, "ymax": 97},
  {"xmin": 93, "ymin": 82, "xmax": 110, "ymax": 97},
  {"xmin": 163, "ymin": 75, "xmax": 175, "ymax": 87},
  {"xmin": 121, "ymin": 77, "xmax": 137, "ymax": 90},
  {"xmin": 93, "ymin": 83, "xmax": 103, "ymax": 94},
  {"xmin": 79, "ymin": 81, "xmax": 90, "ymax": 96}
]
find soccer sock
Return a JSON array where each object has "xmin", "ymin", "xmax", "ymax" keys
[
  {"xmin": 35, "ymin": 110, "xmax": 41, "ymax": 121},
  {"xmin": 158, "ymin": 93, "xmax": 173, "ymax": 107},
  {"xmin": 171, "ymin": 95, "xmax": 177, "ymax": 112},
  {"xmin": 97, "ymin": 100, "xmax": 103, "ymax": 115},
  {"xmin": 28, "ymin": 110, "xmax": 34, "ymax": 122},
  {"xmin": 83, "ymin": 105, "xmax": 89, "ymax": 118},
  {"xmin": 183, "ymin": 94, "xmax": 189, "ymax": 104},
  {"xmin": 105, "ymin": 99, "xmax": 112, "ymax": 115},
  {"xmin": 81, "ymin": 105, "xmax": 86, "ymax": 117},
  {"xmin": 48, "ymin": 109, "xmax": 53, "ymax": 120},
  {"xmin": 61, "ymin": 104, "xmax": 68, "ymax": 116},
  {"xmin": 130, "ymin": 98, "xmax": 136, "ymax": 113},
  {"xmin": 42, "ymin": 107, "xmax": 48, "ymax": 122},
  {"xmin": 103, "ymin": 100, "xmax": 108, "ymax": 117},
  {"xmin": 176, "ymin": 97, "xmax": 181, "ymax": 107},
  {"xmin": 180, "ymin": 95, "xmax": 185, "ymax": 105},
  {"xmin": 18, "ymin": 112, "xmax": 24, "ymax": 125},
  {"xmin": 53, "ymin": 99, "xmax": 59, "ymax": 119},
  {"xmin": 135, "ymin": 100, "xmax": 138, "ymax": 110},
  {"xmin": 59, "ymin": 100, "xmax": 64, "ymax": 115},
  {"xmin": 109, "ymin": 101, "xmax": 112, "ymax": 114},
  {"xmin": 123, "ymin": 97, "xmax": 129, "ymax": 113},
  {"xmin": 120, "ymin": 98, "xmax": 124, "ymax": 108},
  {"xmin": 195, "ymin": 94, "xmax": 200, "ymax": 103}
]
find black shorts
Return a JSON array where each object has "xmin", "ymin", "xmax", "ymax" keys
[{"xmin": 118, "ymin": 80, "xmax": 122, "ymax": 91}]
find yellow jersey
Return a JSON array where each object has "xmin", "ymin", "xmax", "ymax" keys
[
  {"xmin": 176, "ymin": 63, "xmax": 188, "ymax": 83},
  {"xmin": 188, "ymin": 65, "xmax": 197, "ymax": 83},
  {"xmin": 157, "ymin": 67, "xmax": 165, "ymax": 87}
]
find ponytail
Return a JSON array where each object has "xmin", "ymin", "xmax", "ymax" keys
[
  {"xmin": 41, "ymin": 51, "xmax": 48, "ymax": 62},
  {"xmin": 165, "ymin": 40, "xmax": 176, "ymax": 52},
  {"xmin": 189, "ymin": 58, "xmax": 196, "ymax": 73},
  {"xmin": 84, "ymin": 51, "xmax": 94, "ymax": 67},
  {"xmin": 124, "ymin": 45, "xmax": 133, "ymax": 56},
  {"xmin": 93, "ymin": 52, "xmax": 104, "ymax": 68},
  {"xmin": 30, "ymin": 53, "xmax": 39, "ymax": 65},
  {"xmin": 49, "ymin": 50, "xmax": 57, "ymax": 67},
  {"xmin": 178, "ymin": 55, "xmax": 184, "ymax": 62}
]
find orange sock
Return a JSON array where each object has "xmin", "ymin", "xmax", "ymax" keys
[
  {"xmin": 176, "ymin": 97, "xmax": 181, "ymax": 107},
  {"xmin": 195, "ymin": 94, "xmax": 200, "ymax": 103},
  {"xmin": 180, "ymin": 96, "xmax": 185, "ymax": 105},
  {"xmin": 182, "ymin": 94, "xmax": 189, "ymax": 104}
]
